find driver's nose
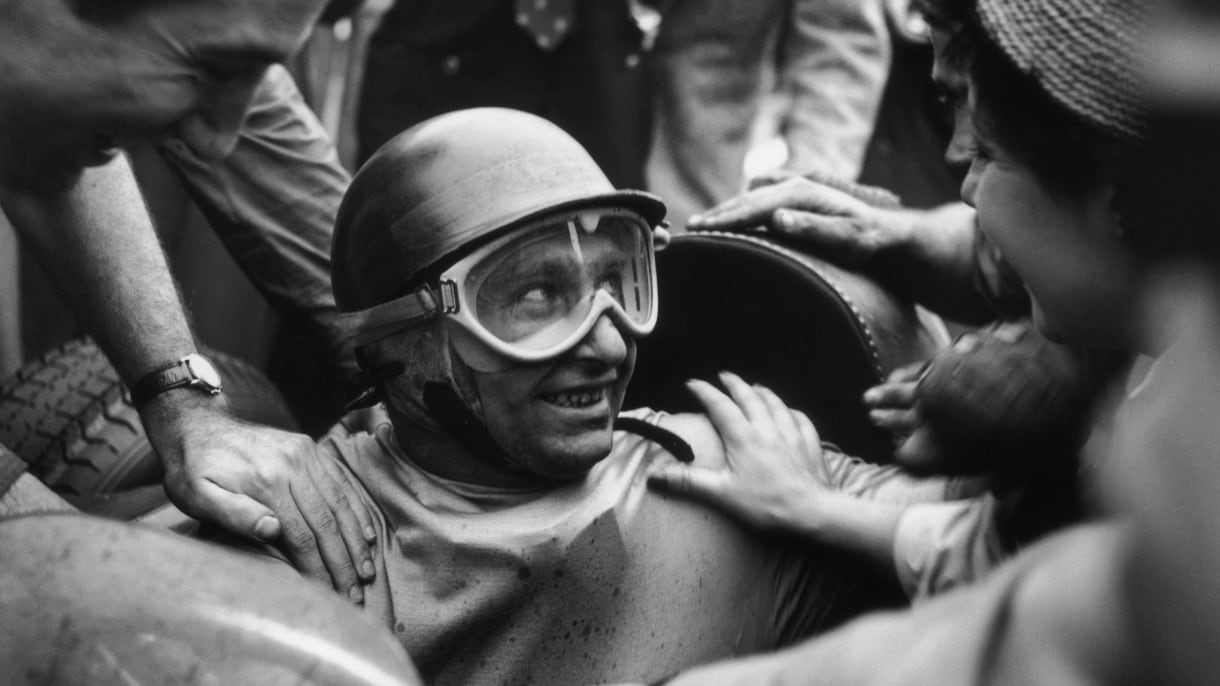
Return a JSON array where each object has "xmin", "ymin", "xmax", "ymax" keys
[{"xmin": 570, "ymin": 314, "xmax": 629, "ymax": 368}]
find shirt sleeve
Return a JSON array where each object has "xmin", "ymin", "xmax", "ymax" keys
[
  {"xmin": 156, "ymin": 65, "xmax": 356, "ymax": 378},
  {"xmin": 659, "ymin": 524, "xmax": 1130, "ymax": 686},
  {"xmin": 821, "ymin": 449, "xmax": 1004, "ymax": 600},
  {"xmin": 778, "ymin": 0, "xmax": 890, "ymax": 180},
  {"xmin": 892, "ymin": 496, "xmax": 1006, "ymax": 600},
  {"xmin": 822, "ymin": 448, "xmax": 978, "ymax": 504}
]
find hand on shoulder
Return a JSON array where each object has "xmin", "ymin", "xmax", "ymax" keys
[{"xmin": 647, "ymin": 372, "xmax": 831, "ymax": 533}]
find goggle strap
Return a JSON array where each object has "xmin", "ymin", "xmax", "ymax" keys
[{"xmin": 336, "ymin": 284, "xmax": 447, "ymax": 348}]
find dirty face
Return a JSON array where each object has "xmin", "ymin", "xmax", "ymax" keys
[
  {"xmin": 0, "ymin": 0, "xmax": 325, "ymax": 190},
  {"xmin": 473, "ymin": 312, "xmax": 637, "ymax": 482}
]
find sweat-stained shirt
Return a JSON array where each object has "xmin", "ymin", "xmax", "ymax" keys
[{"xmin": 321, "ymin": 408, "xmax": 973, "ymax": 686}]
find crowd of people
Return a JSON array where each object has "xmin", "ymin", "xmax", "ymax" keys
[{"xmin": 3, "ymin": 0, "xmax": 1220, "ymax": 684}]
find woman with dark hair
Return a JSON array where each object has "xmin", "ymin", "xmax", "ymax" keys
[
  {"xmin": 646, "ymin": 0, "xmax": 1190, "ymax": 682},
  {"xmin": 653, "ymin": 0, "xmax": 1154, "ymax": 602}
]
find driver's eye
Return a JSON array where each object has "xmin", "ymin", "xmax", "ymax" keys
[
  {"xmin": 599, "ymin": 272, "xmax": 624, "ymax": 302},
  {"xmin": 518, "ymin": 285, "xmax": 555, "ymax": 305}
]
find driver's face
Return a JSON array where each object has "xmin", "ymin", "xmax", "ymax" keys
[{"xmin": 0, "ymin": 0, "xmax": 325, "ymax": 191}]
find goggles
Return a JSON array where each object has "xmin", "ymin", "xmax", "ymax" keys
[{"xmin": 337, "ymin": 207, "xmax": 660, "ymax": 372}]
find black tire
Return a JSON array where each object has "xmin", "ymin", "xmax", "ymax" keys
[{"xmin": 0, "ymin": 337, "xmax": 298, "ymax": 498}]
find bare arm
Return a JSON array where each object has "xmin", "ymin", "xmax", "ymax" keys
[
  {"xmin": 1, "ymin": 154, "xmax": 195, "ymax": 382},
  {"xmin": 0, "ymin": 155, "xmax": 376, "ymax": 601}
]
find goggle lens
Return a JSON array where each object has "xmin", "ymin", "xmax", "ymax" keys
[{"xmin": 462, "ymin": 213, "xmax": 654, "ymax": 351}]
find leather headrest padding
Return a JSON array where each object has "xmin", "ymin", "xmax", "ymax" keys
[{"xmin": 626, "ymin": 233, "xmax": 946, "ymax": 463}]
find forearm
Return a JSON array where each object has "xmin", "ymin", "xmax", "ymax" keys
[
  {"xmin": 870, "ymin": 202, "xmax": 999, "ymax": 323},
  {"xmin": 792, "ymin": 491, "xmax": 904, "ymax": 568},
  {"xmin": 0, "ymin": 154, "xmax": 196, "ymax": 382},
  {"xmin": 892, "ymin": 497, "xmax": 1006, "ymax": 600}
]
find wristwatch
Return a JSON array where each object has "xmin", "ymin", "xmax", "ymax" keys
[{"xmin": 130, "ymin": 353, "xmax": 224, "ymax": 408}]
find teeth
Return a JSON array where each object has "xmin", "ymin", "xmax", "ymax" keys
[{"xmin": 542, "ymin": 389, "xmax": 605, "ymax": 408}]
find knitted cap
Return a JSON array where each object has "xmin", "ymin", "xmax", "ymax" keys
[{"xmin": 977, "ymin": 0, "xmax": 1147, "ymax": 141}]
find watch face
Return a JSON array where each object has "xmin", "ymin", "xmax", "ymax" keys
[{"xmin": 185, "ymin": 354, "xmax": 223, "ymax": 391}]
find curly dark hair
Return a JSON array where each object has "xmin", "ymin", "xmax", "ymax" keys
[
  {"xmin": 941, "ymin": 3, "xmax": 1155, "ymax": 253},
  {"xmin": 913, "ymin": 0, "xmax": 978, "ymax": 66}
]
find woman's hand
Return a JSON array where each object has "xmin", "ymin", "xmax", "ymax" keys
[{"xmin": 648, "ymin": 372, "xmax": 830, "ymax": 532}]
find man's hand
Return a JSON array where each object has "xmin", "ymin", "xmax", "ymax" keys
[
  {"xmin": 686, "ymin": 176, "xmax": 914, "ymax": 266},
  {"xmin": 648, "ymin": 372, "xmax": 831, "ymax": 532},
  {"xmin": 141, "ymin": 392, "xmax": 377, "ymax": 604}
]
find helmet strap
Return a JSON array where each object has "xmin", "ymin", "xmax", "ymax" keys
[{"xmin": 342, "ymin": 358, "xmax": 405, "ymax": 412}]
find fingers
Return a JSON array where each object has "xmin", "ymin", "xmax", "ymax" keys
[
  {"xmin": 793, "ymin": 409, "xmax": 821, "ymax": 451},
  {"xmin": 315, "ymin": 452, "xmax": 378, "ymax": 544},
  {"xmin": 686, "ymin": 178, "xmax": 819, "ymax": 231},
  {"xmin": 182, "ymin": 477, "xmax": 281, "ymax": 542},
  {"xmin": 863, "ymin": 379, "xmax": 919, "ymax": 409},
  {"xmin": 868, "ymin": 406, "xmax": 921, "ymax": 433},
  {"xmin": 647, "ymin": 463, "xmax": 729, "ymax": 503},
  {"xmin": 310, "ymin": 457, "xmax": 377, "ymax": 581},
  {"xmin": 769, "ymin": 210, "xmax": 873, "ymax": 265},
  {"xmin": 754, "ymin": 384, "xmax": 803, "ymax": 451},
  {"xmin": 747, "ymin": 169, "xmax": 800, "ymax": 190},
  {"xmin": 691, "ymin": 373, "xmax": 808, "ymax": 449},
  {"xmin": 794, "ymin": 411, "xmax": 833, "ymax": 485},
  {"xmin": 273, "ymin": 495, "xmax": 332, "ymax": 584},
  {"xmin": 717, "ymin": 372, "xmax": 775, "ymax": 429},
  {"xmin": 685, "ymin": 378, "xmax": 750, "ymax": 436},
  {"xmin": 286, "ymin": 477, "xmax": 365, "ymax": 603},
  {"xmin": 688, "ymin": 186, "xmax": 788, "ymax": 232},
  {"xmin": 887, "ymin": 360, "xmax": 928, "ymax": 385}
]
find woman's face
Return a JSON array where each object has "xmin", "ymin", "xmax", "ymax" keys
[{"xmin": 960, "ymin": 92, "xmax": 1140, "ymax": 348}]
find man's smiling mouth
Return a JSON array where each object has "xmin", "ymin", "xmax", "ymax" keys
[{"xmin": 540, "ymin": 388, "xmax": 607, "ymax": 409}]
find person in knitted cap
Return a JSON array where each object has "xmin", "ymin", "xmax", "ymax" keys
[
  {"xmin": 651, "ymin": 0, "xmax": 1182, "ymax": 683},
  {"xmin": 318, "ymin": 107, "xmax": 978, "ymax": 685},
  {"xmin": 653, "ymin": 0, "xmax": 1152, "ymax": 580}
]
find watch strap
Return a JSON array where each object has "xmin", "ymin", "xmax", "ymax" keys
[{"xmin": 130, "ymin": 355, "xmax": 222, "ymax": 408}]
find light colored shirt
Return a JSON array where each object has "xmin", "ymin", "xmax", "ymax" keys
[{"xmin": 323, "ymin": 407, "xmax": 961, "ymax": 685}]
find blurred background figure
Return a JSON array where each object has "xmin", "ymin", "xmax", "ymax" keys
[
  {"xmin": 646, "ymin": 0, "xmax": 891, "ymax": 229},
  {"xmin": 1113, "ymin": 2, "xmax": 1220, "ymax": 683},
  {"xmin": 354, "ymin": 0, "xmax": 656, "ymax": 187},
  {"xmin": 857, "ymin": 0, "xmax": 966, "ymax": 208}
]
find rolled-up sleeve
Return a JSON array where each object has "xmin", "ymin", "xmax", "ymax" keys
[
  {"xmin": 823, "ymin": 449, "xmax": 1004, "ymax": 600},
  {"xmin": 157, "ymin": 65, "xmax": 355, "ymax": 376},
  {"xmin": 893, "ymin": 496, "xmax": 1006, "ymax": 600}
]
